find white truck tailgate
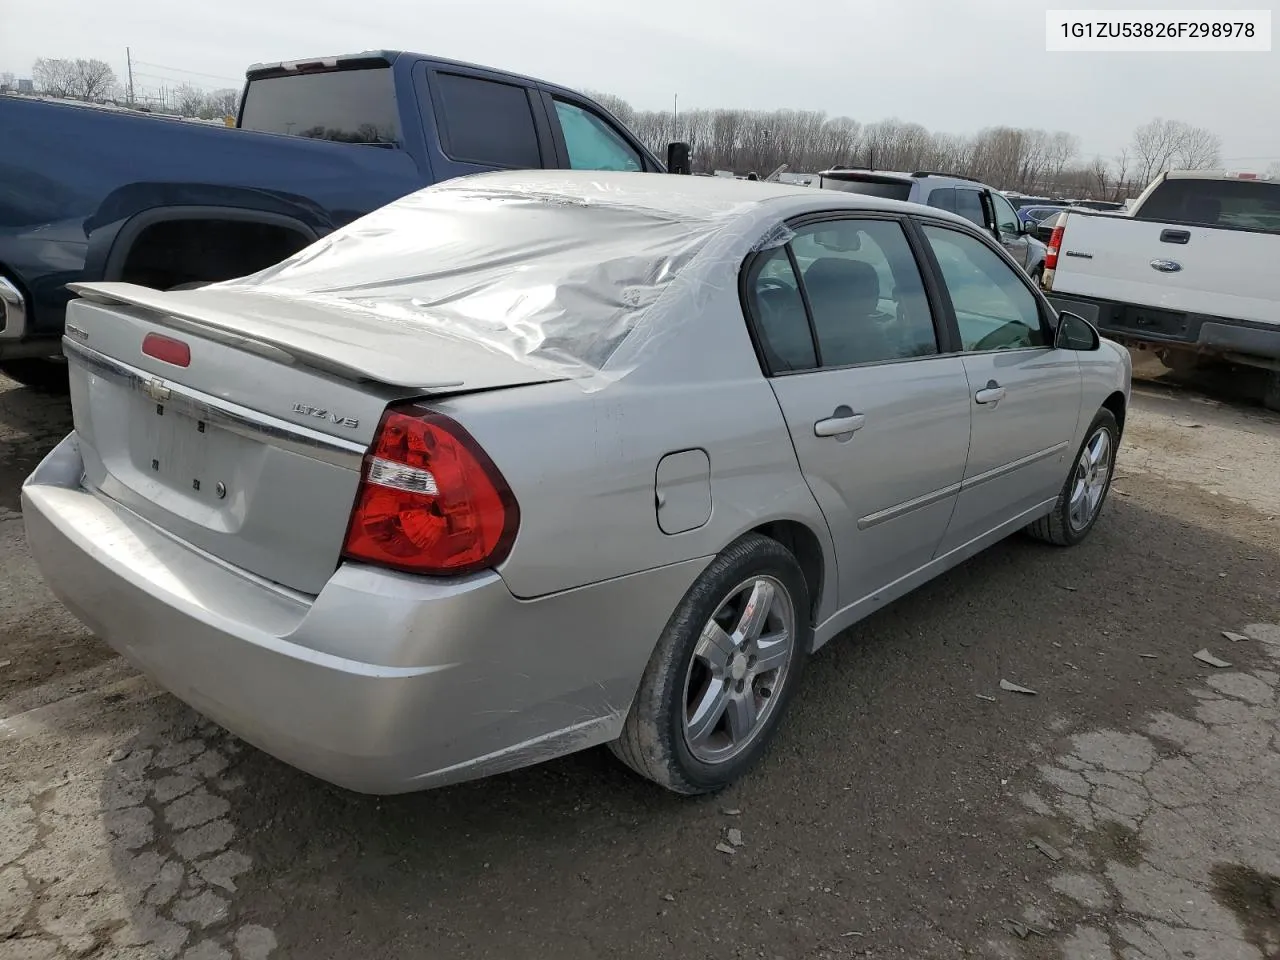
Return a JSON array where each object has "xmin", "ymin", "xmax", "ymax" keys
[{"xmin": 1048, "ymin": 213, "xmax": 1280, "ymax": 326}]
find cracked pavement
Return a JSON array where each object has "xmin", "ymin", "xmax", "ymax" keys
[{"xmin": 2, "ymin": 372, "xmax": 1279, "ymax": 959}]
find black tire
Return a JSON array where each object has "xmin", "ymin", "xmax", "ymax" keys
[
  {"xmin": 1029, "ymin": 264, "xmax": 1044, "ymax": 288},
  {"xmin": 1264, "ymin": 371, "xmax": 1280, "ymax": 413},
  {"xmin": 611, "ymin": 533, "xmax": 812, "ymax": 795},
  {"xmin": 1026, "ymin": 407, "xmax": 1119, "ymax": 547},
  {"xmin": 0, "ymin": 358, "xmax": 70, "ymax": 394}
]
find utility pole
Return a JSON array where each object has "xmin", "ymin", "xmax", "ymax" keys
[{"xmin": 126, "ymin": 47, "xmax": 135, "ymax": 104}]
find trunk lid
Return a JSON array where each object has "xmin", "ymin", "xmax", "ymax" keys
[{"xmin": 63, "ymin": 283, "xmax": 563, "ymax": 595}]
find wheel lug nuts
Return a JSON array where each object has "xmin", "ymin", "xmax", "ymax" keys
[{"xmin": 760, "ymin": 688, "xmax": 771, "ymax": 699}]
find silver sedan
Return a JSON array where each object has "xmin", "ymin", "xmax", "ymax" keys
[{"xmin": 22, "ymin": 171, "xmax": 1131, "ymax": 796}]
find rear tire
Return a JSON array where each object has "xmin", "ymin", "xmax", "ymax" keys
[
  {"xmin": 0, "ymin": 358, "xmax": 70, "ymax": 394},
  {"xmin": 1264, "ymin": 371, "xmax": 1280, "ymax": 413},
  {"xmin": 1026, "ymin": 408, "xmax": 1119, "ymax": 546},
  {"xmin": 611, "ymin": 533, "xmax": 811, "ymax": 795}
]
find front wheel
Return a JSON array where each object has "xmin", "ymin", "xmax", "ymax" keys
[
  {"xmin": 611, "ymin": 533, "xmax": 812, "ymax": 795},
  {"xmin": 1026, "ymin": 408, "xmax": 1119, "ymax": 546},
  {"xmin": 1264, "ymin": 371, "xmax": 1280, "ymax": 413}
]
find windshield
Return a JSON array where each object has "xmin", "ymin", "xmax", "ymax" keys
[
  {"xmin": 239, "ymin": 67, "xmax": 400, "ymax": 145},
  {"xmin": 1137, "ymin": 178, "xmax": 1280, "ymax": 233}
]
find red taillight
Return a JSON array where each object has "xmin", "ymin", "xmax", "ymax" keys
[
  {"xmin": 342, "ymin": 405, "xmax": 519, "ymax": 576},
  {"xmin": 142, "ymin": 332, "xmax": 191, "ymax": 367},
  {"xmin": 1045, "ymin": 224, "xmax": 1065, "ymax": 271}
]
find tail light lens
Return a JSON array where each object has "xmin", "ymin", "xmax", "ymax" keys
[
  {"xmin": 1045, "ymin": 224, "xmax": 1065, "ymax": 270},
  {"xmin": 342, "ymin": 405, "xmax": 519, "ymax": 576}
]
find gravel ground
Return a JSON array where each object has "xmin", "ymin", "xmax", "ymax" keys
[{"xmin": 1, "ymin": 370, "xmax": 1278, "ymax": 960}]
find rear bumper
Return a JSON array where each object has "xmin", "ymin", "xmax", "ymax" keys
[
  {"xmin": 1046, "ymin": 293, "xmax": 1280, "ymax": 365},
  {"xmin": 22, "ymin": 433, "xmax": 707, "ymax": 794}
]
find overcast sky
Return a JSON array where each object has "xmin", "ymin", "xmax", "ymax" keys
[{"xmin": 3, "ymin": 0, "xmax": 1276, "ymax": 168}]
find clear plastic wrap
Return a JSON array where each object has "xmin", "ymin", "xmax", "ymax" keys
[{"xmin": 209, "ymin": 172, "xmax": 765, "ymax": 387}]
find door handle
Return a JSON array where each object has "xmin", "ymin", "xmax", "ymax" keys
[
  {"xmin": 974, "ymin": 381, "xmax": 1006, "ymax": 404},
  {"xmin": 814, "ymin": 413, "xmax": 866, "ymax": 437}
]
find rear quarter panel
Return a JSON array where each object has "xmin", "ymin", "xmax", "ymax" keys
[{"xmin": 432, "ymin": 283, "xmax": 836, "ymax": 615}]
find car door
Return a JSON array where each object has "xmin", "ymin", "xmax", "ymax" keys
[
  {"xmin": 989, "ymin": 190, "xmax": 1031, "ymax": 269},
  {"xmin": 917, "ymin": 220, "xmax": 1083, "ymax": 555},
  {"xmin": 745, "ymin": 216, "xmax": 973, "ymax": 609}
]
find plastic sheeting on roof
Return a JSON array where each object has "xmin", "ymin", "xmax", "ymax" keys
[{"xmin": 207, "ymin": 173, "xmax": 769, "ymax": 388}]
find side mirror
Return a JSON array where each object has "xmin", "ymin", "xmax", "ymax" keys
[
  {"xmin": 666, "ymin": 141, "xmax": 692, "ymax": 176},
  {"xmin": 1055, "ymin": 311, "xmax": 1101, "ymax": 351}
]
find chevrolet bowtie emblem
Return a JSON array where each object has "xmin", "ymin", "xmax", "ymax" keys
[{"xmin": 144, "ymin": 377, "xmax": 171, "ymax": 402}]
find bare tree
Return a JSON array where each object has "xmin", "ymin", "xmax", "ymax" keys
[
  {"xmin": 33, "ymin": 58, "xmax": 78, "ymax": 98},
  {"xmin": 203, "ymin": 88, "xmax": 241, "ymax": 119},
  {"xmin": 69, "ymin": 58, "xmax": 117, "ymax": 101},
  {"xmin": 1173, "ymin": 125, "xmax": 1221, "ymax": 169},
  {"xmin": 174, "ymin": 84, "xmax": 208, "ymax": 117},
  {"xmin": 1267, "ymin": 161, "xmax": 1280, "ymax": 178},
  {"xmin": 0, "ymin": 71, "xmax": 14, "ymax": 92}
]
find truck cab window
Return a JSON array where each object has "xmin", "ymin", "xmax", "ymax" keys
[
  {"xmin": 239, "ymin": 67, "xmax": 401, "ymax": 144},
  {"xmin": 552, "ymin": 99, "xmax": 642, "ymax": 172},
  {"xmin": 435, "ymin": 73, "xmax": 541, "ymax": 168}
]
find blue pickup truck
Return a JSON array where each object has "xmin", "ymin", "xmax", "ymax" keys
[{"xmin": 0, "ymin": 50, "xmax": 690, "ymax": 389}]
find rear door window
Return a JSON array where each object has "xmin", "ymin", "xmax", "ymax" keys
[
  {"xmin": 552, "ymin": 99, "xmax": 643, "ymax": 171},
  {"xmin": 954, "ymin": 189, "xmax": 987, "ymax": 227},
  {"xmin": 239, "ymin": 67, "xmax": 401, "ymax": 144},
  {"xmin": 433, "ymin": 72, "xmax": 541, "ymax": 168},
  {"xmin": 927, "ymin": 187, "xmax": 956, "ymax": 214}
]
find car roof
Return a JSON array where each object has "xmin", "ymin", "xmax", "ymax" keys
[{"xmin": 431, "ymin": 169, "xmax": 976, "ymax": 227}]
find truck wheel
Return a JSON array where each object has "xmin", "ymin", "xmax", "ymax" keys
[
  {"xmin": 0, "ymin": 358, "xmax": 70, "ymax": 394},
  {"xmin": 611, "ymin": 533, "xmax": 811, "ymax": 795},
  {"xmin": 1026, "ymin": 408, "xmax": 1119, "ymax": 547},
  {"xmin": 1264, "ymin": 371, "xmax": 1280, "ymax": 413}
]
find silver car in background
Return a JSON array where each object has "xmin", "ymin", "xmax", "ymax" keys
[{"xmin": 22, "ymin": 171, "xmax": 1131, "ymax": 796}]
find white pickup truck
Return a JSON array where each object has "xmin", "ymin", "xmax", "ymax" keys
[{"xmin": 1041, "ymin": 170, "xmax": 1280, "ymax": 409}]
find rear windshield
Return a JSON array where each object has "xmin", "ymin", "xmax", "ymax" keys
[
  {"xmin": 239, "ymin": 67, "xmax": 400, "ymax": 145},
  {"xmin": 1137, "ymin": 178, "xmax": 1280, "ymax": 232},
  {"xmin": 818, "ymin": 176, "xmax": 912, "ymax": 201}
]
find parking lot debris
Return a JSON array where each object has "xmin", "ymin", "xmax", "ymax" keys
[
  {"xmin": 107, "ymin": 747, "xmax": 131, "ymax": 763},
  {"xmin": 1222, "ymin": 631, "xmax": 1250, "ymax": 642},
  {"xmin": 662, "ymin": 894, "xmax": 676, "ymax": 902},
  {"xmin": 1030, "ymin": 838, "xmax": 1064, "ymax": 862},
  {"xmin": 0, "ymin": 659, "xmax": 10, "ymax": 668},
  {"xmin": 715, "ymin": 842, "xmax": 736, "ymax": 856},
  {"xmin": 1194, "ymin": 649, "xmax": 1232, "ymax": 668},
  {"xmin": 726, "ymin": 828, "xmax": 744, "ymax": 847},
  {"xmin": 1175, "ymin": 419, "xmax": 1204, "ymax": 428},
  {"xmin": 1000, "ymin": 679, "xmax": 1038, "ymax": 695},
  {"xmin": 721, "ymin": 808, "xmax": 742, "ymax": 816},
  {"xmin": 1003, "ymin": 918, "xmax": 1047, "ymax": 940},
  {"xmin": 1139, "ymin": 653, "xmax": 1159, "ymax": 659},
  {"xmin": 976, "ymin": 694, "xmax": 997, "ymax": 702}
]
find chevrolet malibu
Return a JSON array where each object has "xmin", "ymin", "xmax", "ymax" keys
[{"xmin": 22, "ymin": 171, "xmax": 1131, "ymax": 796}]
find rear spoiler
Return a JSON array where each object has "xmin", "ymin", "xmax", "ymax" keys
[{"xmin": 65, "ymin": 282, "xmax": 551, "ymax": 392}]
